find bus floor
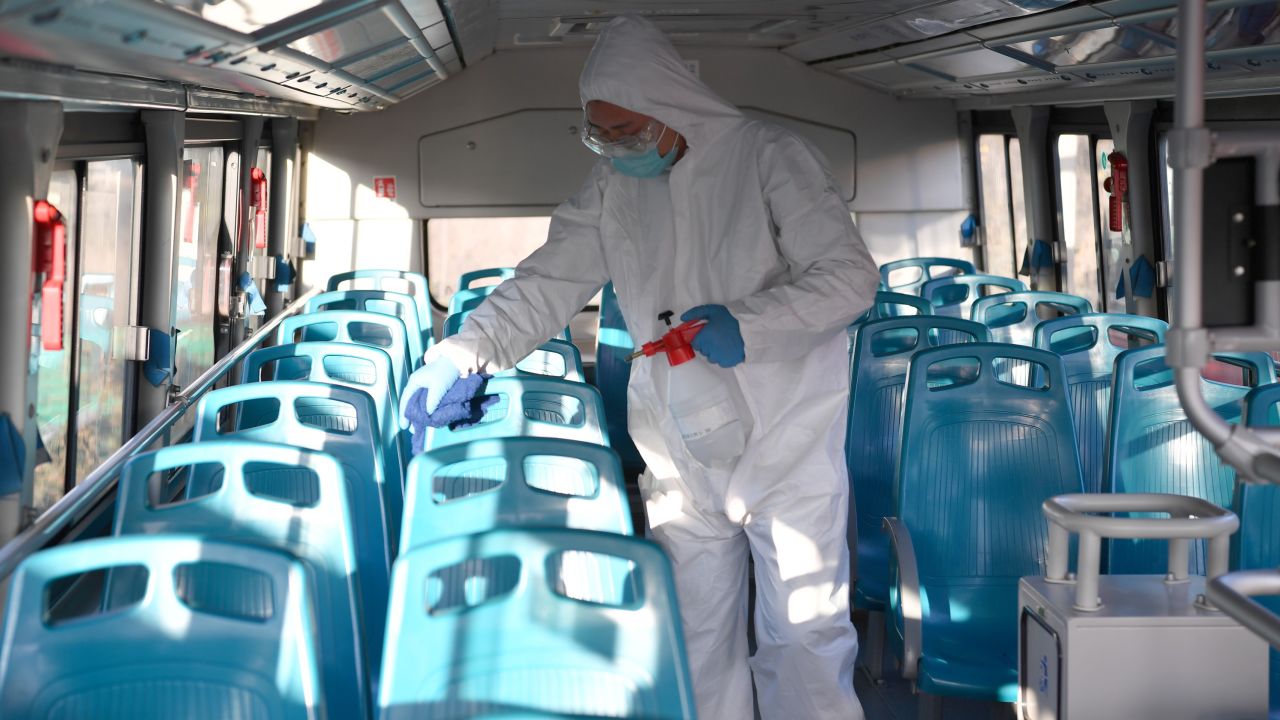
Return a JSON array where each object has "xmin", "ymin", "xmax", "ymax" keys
[{"xmin": 852, "ymin": 610, "xmax": 1017, "ymax": 720}]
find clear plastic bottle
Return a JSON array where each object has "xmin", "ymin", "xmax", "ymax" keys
[{"xmin": 668, "ymin": 356, "xmax": 749, "ymax": 467}]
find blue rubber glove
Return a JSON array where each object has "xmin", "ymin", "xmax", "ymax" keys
[
  {"xmin": 398, "ymin": 355, "xmax": 460, "ymax": 431},
  {"xmin": 681, "ymin": 304, "xmax": 745, "ymax": 368}
]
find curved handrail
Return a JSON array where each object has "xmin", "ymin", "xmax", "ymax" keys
[
  {"xmin": 1042, "ymin": 493, "xmax": 1238, "ymax": 612},
  {"xmin": 1207, "ymin": 570, "xmax": 1280, "ymax": 649},
  {"xmin": 0, "ymin": 286, "xmax": 321, "ymax": 582}
]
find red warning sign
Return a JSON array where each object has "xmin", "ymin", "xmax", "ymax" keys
[{"xmin": 373, "ymin": 176, "xmax": 397, "ymax": 199}]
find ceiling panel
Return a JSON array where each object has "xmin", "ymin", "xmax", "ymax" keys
[
  {"xmin": 909, "ymin": 46, "xmax": 1038, "ymax": 80},
  {"xmin": 340, "ymin": 41, "xmax": 421, "ymax": 79},
  {"xmin": 159, "ymin": 0, "xmax": 329, "ymax": 35},
  {"xmin": 287, "ymin": 11, "xmax": 404, "ymax": 64}
]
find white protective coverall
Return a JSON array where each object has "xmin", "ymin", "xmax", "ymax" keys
[{"xmin": 430, "ymin": 15, "xmax": 878, "ymax": 720}]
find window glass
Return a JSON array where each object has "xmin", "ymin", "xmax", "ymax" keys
[
  {"xmin": 175, "ymin": 147, "xmax": 224, "ymax": 396},
  {"xmin": 977, "ymin": 134, "xmax": 1015, "ymax": 278},
  {"xmin": 1008, "ymin": 137, "xmax": 1030, "ymax": 277},
  {"xmin": 426, "ymin": 217, "xmax": 552, "ymax": 305},
  {"xmin": 1096, "ymin": 139, "xmax": 1129, "ymax": 312},
  {"xmin": 1056, "ymin": 135, "xmax": 1102, "ymax": 310},
  {"xmin": 1158, "ymin": 134, "xmax": 1177, "ymax": 319},
  {"xmin": 75, "ymin": 159, "xmax": 138, "ymax": 483},
  {"xmin": 33, "ymin": 169, "xmax": 79, "ymax": 511}
]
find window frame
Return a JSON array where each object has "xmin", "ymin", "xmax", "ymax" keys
[{"xmin": 1048, "ymin": 131, "xmax": 1108, "ymax": 311}]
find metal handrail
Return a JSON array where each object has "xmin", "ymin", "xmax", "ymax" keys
[
  {"xmin": 1207, "ymin": 570, "xmax": 1280, "ymax": 649},
  {"xmin": 0, "ymin": 287, "xmax": 320, "ymax": 582}
]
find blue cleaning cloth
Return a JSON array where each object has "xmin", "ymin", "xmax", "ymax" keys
[
  {"xmin": 1129, "ymin": 254, "xmax": 1156, "ymax": 298},
  {"xmin": 273, "ymin": 255, "xmax": 295, "ymax": 292},
  {"xmin": 404, "ymin": 374, "xmax": 498, "ymax": 455},
  {"xmin": 239, "ymin": 271, "xmax": 267, "ymax": 316}
]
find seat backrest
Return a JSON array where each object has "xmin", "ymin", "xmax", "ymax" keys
[
  {"xmin": 458, "ymin": 267, "xmax": 515, "ymax": 291},
  {"xmin": 1104, "ymin": 345, "xmax": 1277, "ymax": 574},
  {"xmin": 278, "ymin": 310, "xmax": 410, "ymax": 390},
  {"xmin": 970, "ymin": 291, "xmax": 1093, "ymax": 345},
  {"xmin": 426, "ymin": 376, "xmax": 608, "ymax": 451},
  {"xmin": 879, "ymin": 257, "xmax": 977, "ymax": 296},
  {"xmin": 403, "ymin": 437, "xmax": 632, "ymax": 552},
  {"xmin": 193, "ymin": 381, "xmax": 395, "ymax": 644},
  {"xmin": 0, "ymin": 535, "xmax": 322, "ymax": 720},
  {"xmin": 242, "ymin": 341, "xmax": 406, "ymax": 480},
  {"xmin": 921, "ymin": 274, "xmax": 1026, "ymax": 319},
  {"xmin": 327, "ymin": 269, "xmax": 432, "ymax": 340},
  {"xmin": 846, "ymin": 317, "xmax": 988, "ymax": 609},
  {"xmin": 378, "ymin": 528, "xmax": 695, "ymax": 720},
  {"xmin": 307, "ymin": 290, "xmax": 426, "ymax": 367},
  {"xmin": 898, "ymin": 343, "xmax": 1083, "ymax": 584},
  {"xmin": 449, "ymin": 285, "xmax": 497, "ymax": 317},
  {"xmin": 594, "ymin": 283, "xmax": 645, "ymax": 469},
  {"xmin": 1234, "ymin": 383, "xmax": 1280, "ymax": 572},
  {"xmin": 1033, "ymin": 314, "xmax": 1169, "ymax": 493},
  {"xmin": 115, "ymin": 442, "xmax": 369, "ymax": 719},
  {"xmin": 501, "ymin": 339, "xmax": 584, "ymax": 382},
  {"xmin": 445, "ymin": 308, "xmax": 572, "ymax": 343}
]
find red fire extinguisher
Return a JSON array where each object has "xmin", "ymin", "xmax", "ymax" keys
[
  {"xmin": 32, "ymin": 200, "xmax": 66, "ymax": 351},
  {"xmin": 1104, "ymin": 151, "xmax": 1128, "ymax": 233},
  {"xmin": 250, "ymin": 167, "xmax": 268, "ymax": 250}
]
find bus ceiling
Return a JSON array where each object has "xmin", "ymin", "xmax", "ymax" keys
[{"xmin": 7, "ymin": 1, "xmax": 1280, "ymax": 113}]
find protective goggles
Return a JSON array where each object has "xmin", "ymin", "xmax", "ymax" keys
[{"xmin": 580, "ymin": 112, "xmax": 669, "ymax": 158}]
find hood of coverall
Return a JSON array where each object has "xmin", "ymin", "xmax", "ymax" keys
[{"xmin": 579, "ymin": 16, "xmax": 744, "ymax": 151}]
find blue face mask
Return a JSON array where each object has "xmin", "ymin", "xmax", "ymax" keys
[{"xmin": 611, "ymin": 136, "xmax": 679, "ymax": 178}]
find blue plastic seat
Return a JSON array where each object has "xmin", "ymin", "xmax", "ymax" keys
[
  {"xmin": 501, "ymin": 339, "xmax": 585, "ymax": 382},
  {"xmin": 920, "ymin": 274, "xmax": 1025, "ymax": 319},
  {"xmin": 848, "ymin": 292, "xmax": 935, "ymax": 352},
  {"xmin": 847, "ymin": 317, "xmax": 989, "ymax": 613},
  {"xmin": 594, "ymin": 282, "xmax": 645, "ymax": 470},
  {"xmin": 449, "ymin": 285, "xmax": 498, "ymax": 317},
  {"xmin": 426, "ymin": 376, "xmax": 608, "ymax": 451},
  {"xmin": 459, "ymin": 267, "xmax": 515, "ymax": 291},
  {"xmin": 307, "ymin": 289, "xmax": 427, "ymax": 367},
  {"xmin": 193, "ymin": 381, "xmax": 395, "ymax": 657},
  {"xmin": 1103, "ymin": 345, "xmax": 1276, "ymax": 575},
  {"xmin": 1032, "ymin": 314, "xmax": 1168, "ymax": 493},
  {"xmin": 889, "ymin": 343, "xmax": 1083, "ymax": 702},
  {"xmin": 1238, "ymin": 383, "xmax": 1280, "ymax": 714},
  {"xmin": 279, "ymin": 310, "xmax": 411, "ymax": 391},
  {"xmin": 404, "ymin": 437, "xmax": 633, "ymax": 552},
  {"xmin": 879, "ymin": 257, "xmax": 977, "ymax": 296},
  {"xmin": 328, "ymin": 269, "xmax": 433, "ymax": 347},
  {"xmin": 242, "ymin": 341, "xmax": 407, "ymax": 482},
  {"xmin": 0, "ymin": 535, "xmax": 324, "ymax": 720},
  {"xmin": 970, "ymin": 291, "xmax": 1093, "ymax": 345},
  {"xmin": 115, "ymin": 442, "xmax": 371, "ymax": 719},
  {"xmin": 445, "ymin": 308, "xmax": 572, "ymax": 343},
  {"xmin": 378, "ymin": 528, "xmax": 695, "ymax": 720}
]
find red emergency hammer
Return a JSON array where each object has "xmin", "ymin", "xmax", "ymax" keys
[{"xmin": 625, "ymin": 310, "xmax": 706, "ymax": 366}]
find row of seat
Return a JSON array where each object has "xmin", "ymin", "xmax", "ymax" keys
[
  {"xmin": 851, "ymin": 257, "xmax": 1280, "ymax": 708},
  {"xmin": 0, "ymin": 269, "xmax": 695, "ymax": 720}
]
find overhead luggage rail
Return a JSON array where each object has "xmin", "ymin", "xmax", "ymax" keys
[
  {"xmin": 1170, "ymin": 0, "xmax": 1280, "ymax": 484},
  {"xmin": 0, "ymin": 286, "xmax": 319, "ymax": 585}
]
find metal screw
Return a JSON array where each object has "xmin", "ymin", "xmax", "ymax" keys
[
  {"xmin": 1235, "ymin": 266, "xmax": 1247, "ymax": 277},
  {"xmin": 569, "ymin": 126, "xmax": 578, "ymax": 135},
  {"xmin": 1233, "ymin": 212, "xmax": 1245, "ymax": 223},
  {"xmin": 1196, "ymin": 593, "xmax": 1207, "ymax": 605},
  {"xmin": 466, "ymin": 141, "xmax": 476, "ymax": 150}
]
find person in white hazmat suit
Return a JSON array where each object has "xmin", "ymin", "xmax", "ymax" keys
[{"xmin": 400, "ymin": 15, "xmax": 878, "ymax": 719}]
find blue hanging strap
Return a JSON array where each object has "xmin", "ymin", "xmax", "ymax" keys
[
  {"xmin": 273, "ymin": 255, "xmax": 295, "ymax": 292},
  {"xmin": 142, "ymin": 328, "xmax": 172, "ymax": 387},
  {"xmin": 1129, "ymin": 254, "xmax": 1157, "ymax": 298},
  {"xmin": 301, "ymin": 222, "xmax": 318, "ymax": 257},
  {"xmin": 960, "ymin": 214, "xmax": 978, "ymax": 248},
  {"xmin": 1116, "ymin": 270, "xmax": 1127, "ymax": 300},
  {"xmin": 0, "ymin": 413, "xmax": 23, "ymax": 495},
  {"xmin": 239, "ymin": 271, "xmax": 267, "ymax": 316},
  {"xmin": 1031, "ymin": 238, "xmax": 1055, "ymax": 272}
]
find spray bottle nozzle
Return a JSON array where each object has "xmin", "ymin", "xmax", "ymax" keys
[{"xmin": 625, "ymin": 309, "xmax": 705, "ymax": 366}]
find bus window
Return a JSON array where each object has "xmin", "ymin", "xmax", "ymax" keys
[
  {"xmin": 977, "ymin": 134, "xmax": 1016, "ymax": 278},
  {"xmin": 1096, "ymin": 139, "xmax": 1128, "ymax": 312},
  {"xmin": 1056, "ymin": 134, "xmax": 1102, "ymax": 310},
  {"xmin": 1008, "ymin": 137, "xmax": 1030, "ymax": 277},
  {"xmin": 75, "ymin": 158, "xmax": 140, "ymax": 483},
  {"xmin": 426, "ymin": 217, "xmax": 552, "ymax": 306},
  {"xmin": 175, "ymin": 147, "xmax": 224, "ymax": 397},
  {"xmin": 33, "ymin": 169, "xmax": 79, "ymax": 512}
]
